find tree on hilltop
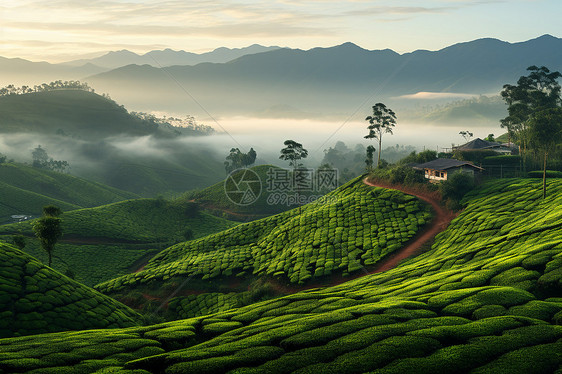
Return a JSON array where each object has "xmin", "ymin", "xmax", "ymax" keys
[
  {"xmin": 33, "ymin": 205, "xmax": 63, "ymax": 267},
  {"xmin": 365, "ymin": 103, "xmax": 396, "ymax": 167},
  {"xmin": 528, "ymin": 108, "xmax": 562, "ymax": 198},
  {"xmin": 501, "ymin": 65, "xmax": 562, "ymax": 173}
]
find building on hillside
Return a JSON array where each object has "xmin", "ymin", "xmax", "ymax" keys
[
  {"xmin": 413, "ymin": 158, "xmax": 483, "ymax": 182},
  {"xmin": 452, "ymin": 138, "xmax": 515, "ymax": 154}
]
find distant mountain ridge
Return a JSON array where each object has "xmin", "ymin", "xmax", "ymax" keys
[
  {"xmin": 0, "ymin": 44, "xmax": 281, "ymax": 86},
  {"xmin": 62, "ymin": 44, "xmax": 282, "ymax": 68},
  {"xmin": 85, "ymin": 34, "xmax": 562, "ymax": 118}
]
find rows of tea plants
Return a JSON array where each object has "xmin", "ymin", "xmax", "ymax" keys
[
  {"xmin": 0, "ymin": 243, "xmax": 141, "ymax": 339},
  {"xmin": 0, "ymin": 198, "xmax": 237, "ymax": 243},
  {"xmin": 2, "ymin": 179, "xmax": 561, "ymax": 373},
  {"xmin": 168, "ymin": 293, "xmax": 243, "ymax": 319},
  {"xmin": 0, "ymin": 199, "xmax": 237, "ymax": 286},
  {"xmin": 96, "ymin": 177, "xmax": 432, "ymax": 293}
]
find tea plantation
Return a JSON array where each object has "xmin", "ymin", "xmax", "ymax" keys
[
  {"xmin": 95, "ymin": 177, "xmax": 432, "ymax": 295},
  {"xmin": 0, "ymin": 198, "xmax": 237, "ymax": 286},
  {"xmin": 0, "ymin": 163, "xmax": 139, "ymax": 223},
  {"xmin": 0, "ymin": 242, "xmax": 142, "ymax": 339},
  {"xmin": 1, "ymin": 178, "xmax": 562, "ymax": 373}
]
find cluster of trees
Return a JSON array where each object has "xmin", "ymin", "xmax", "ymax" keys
[
  {"xmin": 32, "ymin": 145, "xmax": 70, "ymax": 173},
  {"xmin": 130, "ymin": 112, "xmax": 215, "ymax": 136},
  {"xmin": 500, "ymin": 65, "xmax": 562, "ymax": 197},
  {"xmin": 0, "ymin": 80, "xmax": 93, "ymax": 96},
  {"xmin": 224, "ymin": 148, "xmax": 257, "ymax": 173}
]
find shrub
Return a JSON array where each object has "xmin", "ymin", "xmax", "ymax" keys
[
  {"xmin": 527, "ymin": 170, "xmax": 562, "ymax": 178},
  {"xmin": 439, "ymin": 172, "xmax": 475, "ymax": 209}
]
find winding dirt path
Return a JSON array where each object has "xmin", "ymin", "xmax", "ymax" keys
[
  {"xmin": 131, "ymin": 179, "xmax": 457, "ymax": 299},
  {"xmin": 362, "ymin": 178, "xmax": 456, "ymax": 274},
  {"xmin": 267, "ymin": 178, "xmax": 457, "ymax": 293}
]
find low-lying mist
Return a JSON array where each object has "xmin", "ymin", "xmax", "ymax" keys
[{"xmin": 0, "ymin": 116, "xmax": 502, "ymax": 196}]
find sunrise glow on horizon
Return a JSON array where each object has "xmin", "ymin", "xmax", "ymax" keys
[{"xmin": 1, "ymin": 0, "xmax": 561, "ymax": 63}]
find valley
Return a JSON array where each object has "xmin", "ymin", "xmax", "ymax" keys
[{"xmin": 1, "ymin": 27, "xmax": 562, "ymax": 373}]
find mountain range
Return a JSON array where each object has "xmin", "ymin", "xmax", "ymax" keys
[
  {"xmin": 83, "ymin": 34, "xmax": 562, "ymax": 119},
  {"xmin": 2, "ymin": 35, "xmax": 561, "ymax": 120},
  {"xmin": 63, "ymin": 44, "xmax": 281, "ymax": 68},
  {"xmin": 0, "ymin": 45, "xmax": 280, "ymax": 86}
]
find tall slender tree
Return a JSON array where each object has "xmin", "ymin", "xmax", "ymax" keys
[
  {"xmin": 33, "ymin": 205, "xmax": 63, "ymax": 267},
  {"xmin": 365, "ymin": 103, "xmax": 396, "ymax": 167},
  {"xmin": 528, "ymin": 108, "xmax": 562, "ymax": 198},
  {"xmin": 279, "ymin": 140, "xmax": 308, "ymax": 213}
]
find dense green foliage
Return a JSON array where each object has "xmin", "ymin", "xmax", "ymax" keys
[
  {"xmin": 528, "ymin": 170, "xmax": 562, "ymax": 178},
  {"xmin": 439, "ymin": 172, "xmax": 476, "ymax": 210},
  {"xmin": 0, "ymin": 90, "xmax": 226, "ymax": 196},
  {"xmin": 0, "ymin": 199, "xmax": 237, "ymax": 286},
  {"xmin": 0, "ymin": 89, "xmax": 174, "ymax": 139},
  {"xmin": 398, "ymin": 149, "xmax": 438, "ymax": 165},
  {"xmin": 1, "ymin": 178, "xmax": 562, "ymax": 373},
  {"xmin": 0, "ymin": 163, "xmax": 139, "ymax": 223},
  {"xmin": 0, "ymin": 243, "xmax": 141, "ymax": 339},
  {"xmin": 0, "ymin": 180, "xmax": 562, "ymax": 373},
  {"xmin": 97, "ymin": 177, "xmax": 431, "ymax": 294}
]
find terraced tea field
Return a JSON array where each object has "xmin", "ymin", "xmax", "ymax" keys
[
  {"xmin": 0, "ymin": 198, "xmax": 237, "ymax": 286},
  {"xmin": 95, "ymin": 177, "xmax": 432, "ymax": 297},
  {"xmin": 0, "ymin": 243, "xmax": 141, "ymax": 339},
  {"xmin": 1, "ymin": 178, "xmax": 561, "ymax": 373}
]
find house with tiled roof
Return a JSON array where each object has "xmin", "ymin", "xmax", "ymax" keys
[
  {"xmin": 413, "ymin": 158, "xmax": 484, "ymax": 182},
  {"xmin": 453, "ymin": 138, "xmax": 515, "ymax": 154}
]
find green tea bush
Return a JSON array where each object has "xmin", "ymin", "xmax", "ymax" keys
[
  {"xmin": 96, "ymin": 177, "xmax": 432, "ymax": 292},
  {"xmin": 0, "ymin": 243, "xmax": 141, "ymax": 338},
  {"xmin": 3, "ymin": 179, "xmax": 562, "ymax": 373}
]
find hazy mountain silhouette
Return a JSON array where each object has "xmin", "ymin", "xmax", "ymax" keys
[
  {"xmin": 0, "ymin": 56, "xmax": 107, "ymax": 86},
  {"xmin": 63, "ymin": 44, "xmax": 281, "ymax": 68},
  {"xmin": 84, "ymin": 35, "xmax": 562, "ymax": 118}
]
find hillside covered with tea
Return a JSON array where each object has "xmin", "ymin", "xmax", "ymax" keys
[
  {"xmin": 96, "ymin": 177, "xmax": 432, "ymax": 297},
  {"xmin": 0, "ymin": 198, "xmax": 237, "ymax": 286},
  {"xmin": 1, "ymin": 178, "xmax": 561, "ymax": 373},
  {"xmin": 0, "ymin": 243, "xmax": 141, "ymax": 340}
]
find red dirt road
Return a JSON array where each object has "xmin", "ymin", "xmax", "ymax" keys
[
  {"xmin": 363, "ymin": 178, "xmax": 456, "ymax": 274},
  {"xmin": 267, "ymin": 179, "xmax": 457, "ymax": 293}
]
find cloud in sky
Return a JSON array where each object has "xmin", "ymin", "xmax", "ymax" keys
[
  {"xmin": 396, "ymin": 92, "xmax": 479, "ymax": 100},
  {"xmin": 0, "ymin": 0, "xmax": 560, "ymax": 62}
]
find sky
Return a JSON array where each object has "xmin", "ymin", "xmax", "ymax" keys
[{"xmin": 1, "ymin": 0, "xmax": 561, "ymax": 63}]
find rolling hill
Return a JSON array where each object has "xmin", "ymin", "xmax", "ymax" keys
[
  {"xmin": 0, "ymin": 89, "xmax": 181, "ymax": 139},
  {"xmin": 0, "ymin": 90, "xmax": 226, "ymax": 196},
  {"xmin": 0, "ymin": 242, "xmax": 141, "ymax": 339},
  {"xmin": 0, "ymin": 198, "xmax": 238, "ymax": 286},
  {"xmin": 401, "ymin": 95, "xmax": 508, "ymax": 126},
  {"xmin": 0, "ymin": 178, "xmax": 561, "ymax": 372},
  {"xmin": 0, "ymin": 162, "xmax": 139, "ymax": 224},
  {"xmin": 95, "ymin": 177, "xmax": 432, "ymax": 296}
]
